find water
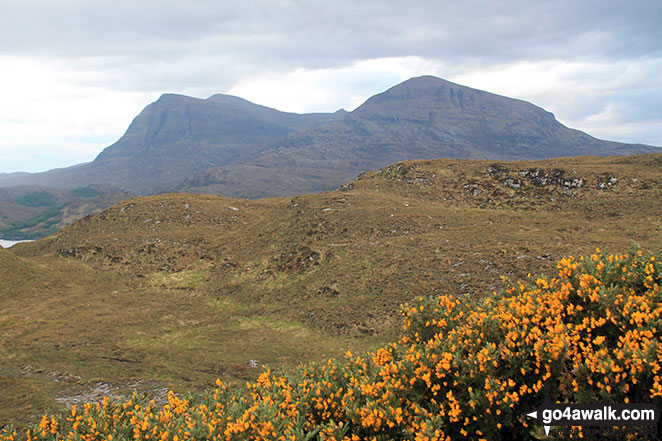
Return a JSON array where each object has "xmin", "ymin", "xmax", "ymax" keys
[{"xmin": 0, "ymin": 239, "xmax": 34, "ymax": 248}]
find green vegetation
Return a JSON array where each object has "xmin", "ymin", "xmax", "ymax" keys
[
  {"xmin": 71, "ymin": 187, "xmax": 103, "ymax": 198},
  {"xmin": 0, "ymin": 187, "xmax": 130, "ymax": 240},
  {"xmin": 14, "ymin": 192, "xmax": 56, "ymax": 207},
  {"xmin": 0, "ymin": 206, "xmax": 63, "ymax": 239}
]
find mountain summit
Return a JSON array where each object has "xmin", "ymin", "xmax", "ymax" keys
[
  {"xmin": 176, "ymin": 76, "xmax": 657, "ymax": 196},
  {"xmin": 0, "ymin": 75, "xmax": 658, "ymax": 199},
  {"xmin": 290, "ymin": 75, "xmax": 642, "ymax": 162}
]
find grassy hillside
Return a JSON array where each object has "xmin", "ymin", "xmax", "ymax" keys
[
  {"xmin": 2, "ymin": 154, "xmax": 662, "ymax": 429},
  {"xmin": 4, "ymin": 248, "xmax": 661, "ymax": 440}
]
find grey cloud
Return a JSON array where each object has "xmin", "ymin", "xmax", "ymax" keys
[
  {"xmin": 0, "ymin": 0, "xmax": 660, "ymax": 154},
  {"xmin": 2, "ymin": 1, "xmax": 660, "ymax": 64}
]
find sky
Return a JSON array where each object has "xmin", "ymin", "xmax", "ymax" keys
[{"xmin": 0, "ymin": 0, "xmax": 660, "ymax": 173}]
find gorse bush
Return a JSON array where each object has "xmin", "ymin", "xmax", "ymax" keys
[
  {"xmin": 2, "ymin": 246, "xmax": 661, "ymax": 440},
  {"xmin": 397, "ymin": 247, "xmax": 661, "ymax": 439}
]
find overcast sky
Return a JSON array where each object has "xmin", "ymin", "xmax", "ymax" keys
[{"xmin": 1, "ymin": 0, "xmax": 660, "ymax": 173}]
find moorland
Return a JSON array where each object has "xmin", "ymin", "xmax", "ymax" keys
[{"xmin": 2, "ymin": 153, "xmax": 661, "ymax": 435}]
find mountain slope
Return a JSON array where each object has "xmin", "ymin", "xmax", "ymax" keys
[
  {"xmin": 90, "ymin": 94, "xmax": 346, "ymax": 192},
  {"xmin": 180, "ymin": 76, "xmax": 657, "ymax": 196},
  {"xmin": 2, "ymin": 94, "xmax": 344, "ymax": 192}
]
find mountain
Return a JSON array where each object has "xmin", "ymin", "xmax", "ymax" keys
[
  {"xmin": 0, "ymin": 75, "xmax": 659, "ymax": 237},
  {"xmin": 177, "ymin": 76, "xmax": 658, "ymax": 196},
  {"xmin": 4, "ymin": 154, "xmax": 662, "ymax": 425},
  {"xmin": 1, "ymin": 94, "xmax": 345, "ymax": 192},
  {"xmin": 90, "ymin": 94, "xmax": 346, "ymax": 192}
]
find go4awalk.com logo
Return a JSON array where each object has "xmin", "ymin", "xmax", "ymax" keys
[{"xmin": 526, "ymin": 396, "xmax": 660, "ymax": 437}]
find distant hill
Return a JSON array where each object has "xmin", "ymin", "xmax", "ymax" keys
[
  {"xmin": 0, "ymin": 185, "xmax": 130, "ymax": 239},
  {"xmin": 0, "ymin": 171, "xmax": 31, "ymax": 186},
  {"xmin": 1, "ymin": 75, "xmax": 659, "ymax": 238}
]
